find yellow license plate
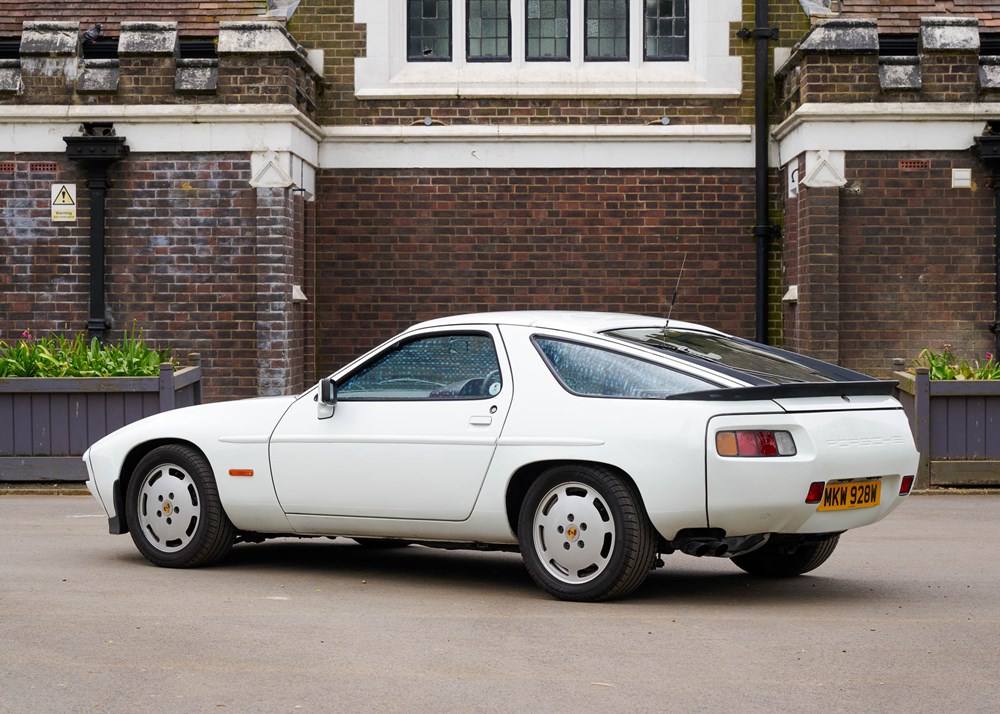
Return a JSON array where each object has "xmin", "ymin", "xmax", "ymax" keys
[{"xmin": 818, "ymin": 480, "xmax": 881, "ymax": 511}]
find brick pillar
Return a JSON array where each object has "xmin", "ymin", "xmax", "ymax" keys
[
  {"xmin": 18, "ymin": 22, "xmax": 78, "ymax": 102},
  {"xmin": 792, "ymin": 150, "xmax": 848, "ymax": 363},
  {"xmin": 255, "ymin": 185, "xmax": 300, "ymax": 396},
  {"xmin": 118, "ymin": 22, "xmax": 177, "ymax": 102},
  {"xmin": 920, "ymin": 17, "xmax": 980, "ymax": 102}
]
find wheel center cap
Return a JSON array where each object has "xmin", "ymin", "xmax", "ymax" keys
[
  {"xmin": 163, "ymin": 500, "xmax": 173, "ymax": 515},
  {"xmin": 566, "ymin": 526, "xmax": 578, "ymax": 541}
]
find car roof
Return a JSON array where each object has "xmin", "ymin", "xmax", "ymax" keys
[{"xmin": 408, "ymin": 311, "xmax": 725, "ymax": 336}]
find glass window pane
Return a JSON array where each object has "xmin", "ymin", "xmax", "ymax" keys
[
  {"xmin": 468, "ymin": 0, "xmax": 511, "ymax": 61},
  {"xmin": 604, "ymin": 328, "xmax": 846, "ymax": 384},
  {"xmin": 526, "ymin": 0, "xmax": 569, "ymax": 61},
  {"xmin": 585, "ymin": 0, "xmax": 628, "ymax": 61},
  {"xmin": 340, "ymin": 334, "xmax": 502, "ymax": 400},
  {"xmin": 535, "ymin": 337, "xmax": 715, "ymax": 398},
  {"xmin": 644, "ymin": 0, "xmax": 688, "ymax": 61},
  {"xmin": 408, "ymin": 0, "xmax": 453, "ymax": 61}
]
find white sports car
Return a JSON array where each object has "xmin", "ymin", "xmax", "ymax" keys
[{"xmin": 85, "ymin": 312, "xmax": 919, "ymax": 601}]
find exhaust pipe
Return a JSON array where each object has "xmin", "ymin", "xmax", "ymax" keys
[{"xmin": 676, "ymin": 538, "xmax": 729, "ymax": 558}]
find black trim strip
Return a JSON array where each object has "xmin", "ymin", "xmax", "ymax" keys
[{"xmin": 665, "ymin": 380, "xmax": 898, "ymax": 401}]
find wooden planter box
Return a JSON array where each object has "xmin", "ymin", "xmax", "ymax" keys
[
  {"xmin": 895, "ymin": 369, "xmax": 1000, "ymax": 489},
  {"xmin": 0, "ymin": 361, "xmax": 201, "ymax": 482}
]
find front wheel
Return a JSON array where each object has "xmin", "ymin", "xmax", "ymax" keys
[
  {"xmin": 125, "ymin": 444, "xmax": 236, "ymax": 568},
  {"xmin": 518, "ymin": 465, "xmax": 657, "ymax": 602},
  {"xmin": 730, "ymin": 534, "xmax": 840, "ymax": 577}
]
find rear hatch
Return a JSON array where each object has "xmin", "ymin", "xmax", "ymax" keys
[{"xmin": 701, "ymin": 384, "xmax": 919, "ymax": 537}]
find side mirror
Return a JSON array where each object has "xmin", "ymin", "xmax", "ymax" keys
[
  {"xmin": 317, "ymin": 377, "xmax": 337, "ymax": 420},
  {"xmin": 319, "ymin": 377, "xmax": 337, "ymax": 405}
]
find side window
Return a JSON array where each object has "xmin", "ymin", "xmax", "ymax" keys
[
  {"xmin": 339, "ymin": 334, "xmax": 502, "ymax": 400},
  {"xmin": 534, "ymin": 337, "xmax": 715, "ymax": 398}
]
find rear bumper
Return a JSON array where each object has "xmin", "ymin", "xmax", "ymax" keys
[{"xmin": 705, "ymin": 408, "xmax": 919, "ymax": 536}]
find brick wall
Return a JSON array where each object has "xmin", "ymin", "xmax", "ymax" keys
[
  {"xmin": 313, "ymin": 168, "xmax": 760, "ymax": 373},
  {"xmin": 0, "ymin": 151, "xmax": 313, "ymax": 401},
  {"xmin": 289, "ymin": 0, "xmax": 813, "ymax": 126},
  {"xmin": 783, "ymin": 151, "xmax": 996, "ymax": 378},
  {"xmin": 1, "ymin": 156, "xmax": 89, "ymax": 334},
  {"xmin": 839, "ymin": 152, "xmax": 995, "ymax": 376}
]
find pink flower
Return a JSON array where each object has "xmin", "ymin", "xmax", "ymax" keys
[
  {"xmin": 987, "ymin": 353, "xmax": 995, "ymax": 361},
  {"xmin": 21, "ymin": 329, "xmax": 31, "ymax": 341}
]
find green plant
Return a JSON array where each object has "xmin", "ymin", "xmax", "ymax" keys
[
  {"xmin": 912, "ymin": 345, "xmax": 1000, "ymax": 381},
  {"xmin": 0, "ymin": 328, "xmax": 172, "ymax": 378}
]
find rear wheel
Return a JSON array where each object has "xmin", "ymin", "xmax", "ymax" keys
[
  {"xmin": 731, "ymin": 534, "xmax": 840, "ymax": 577},
  {"xmin": 518, "ymin": 464, "xmax": 657, "ymax": 602},
  {"xmin": 126, "ymin": 444, "xmax": 235, "ymax": 568}
]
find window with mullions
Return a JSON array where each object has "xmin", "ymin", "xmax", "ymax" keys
[
  {"xmin": 408, "ymin": 0, "xmax": 453, "ymax": 61},
  {"xmin": 526, "ymin": 0, "xmax": 570, "ymax": 61},
  {"xmin": 468, "ymin": 0, "xmax": 511, "ymax": 61},
  {"xmin": 366, "ymin": 0, "xmax": 733, "ymax": 99},
  {"xmin": 585, "ymin": 0, "xmax": 628, "ymax": 61},
  {"xmin": 644, "ymin": 0, "xmax": 688, "ymax": 61}
]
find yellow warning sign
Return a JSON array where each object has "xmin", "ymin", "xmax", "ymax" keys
[{"xmin": 51, "ymin": 183, "xmax": 77, "ymax": 222}]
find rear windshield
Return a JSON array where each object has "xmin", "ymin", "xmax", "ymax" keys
[{"xmin": 604, "ymin": 328, "xmax": 841, "ymax": 384}]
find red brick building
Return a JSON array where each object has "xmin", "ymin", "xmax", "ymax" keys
[{"xmin": 2, "ymin": 0, "xmax": 1000, "ymax": 400}]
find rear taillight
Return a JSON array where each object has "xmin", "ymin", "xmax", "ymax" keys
[
  {"xmin": 716, "ymin": 430, "xmax": 797, "ymax": 457},
  {"xmin": 899, "ymin": 475, "xmax": 915, "ymax": 495}
]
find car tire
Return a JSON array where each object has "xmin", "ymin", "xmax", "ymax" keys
[
  {"xmin": 518, "ymin": 464, "xmax": 657, "ymax": 602},
  {"xmin": 730, "ymin": 534, "xmax": 840, "ymax": 577},
  {"xmin": 126, "ymin": 444, "xmax": 236, "ymax": 568}
]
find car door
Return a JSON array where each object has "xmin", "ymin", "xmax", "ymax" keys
[{"xmin": 269, "ymin": 327, "xmax": 512, "ymax": 521}]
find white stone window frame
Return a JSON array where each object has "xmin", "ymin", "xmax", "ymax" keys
[{"xmin": 355, "ymin": 0, "xmax": 742, "ymax": 98}]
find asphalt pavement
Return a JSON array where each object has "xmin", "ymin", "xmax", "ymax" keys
[{"xmin": 1, "ymin": 491, "xmax": 998, "ymax": 713}]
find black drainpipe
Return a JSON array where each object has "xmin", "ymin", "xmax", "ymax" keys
[
  {"xmin": 973, "ymin": 123, "xmax": 1000, "ymax": 355},
  {"xmin": 64, "ymin": 124, "xmax": 129, "ymax": 343},
  {"xmin": 739, "ymin": 2, "xmax": 777, "ymax": 344}
]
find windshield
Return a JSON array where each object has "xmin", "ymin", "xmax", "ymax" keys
[{"xmin": 604, "ymin": 328, "xmax": 839, "ymax": 384}]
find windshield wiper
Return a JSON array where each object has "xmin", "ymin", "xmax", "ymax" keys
[
  {"xmin": 653, "ymin": 341, "xmax": 721, "ymax": 362},
  {"xmin": 728, "ymin": 366, "xmax": 811, "ymax": 384}
]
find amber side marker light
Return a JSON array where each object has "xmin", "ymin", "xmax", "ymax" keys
[
  {"xmin": 716, "ymin": 430, "xmax": 796, "ymax": 457},
  {"xmin": 899, "ymin": 475, "xmax": 915, "ymax": 495},
  {"xmin": 229, "ymin": 469, "xmax": 254, "ymax": 477}
]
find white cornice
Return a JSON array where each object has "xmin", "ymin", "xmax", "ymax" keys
[
  {"xmin": 0, "ymin": 104, "xmax": 757, "ymax": 169},
  {"xmin": 0, "ymin": 104, "xmax": 324, "ymax": 160},
  {"xmin": 320, "ymin": 124, "xmax": 754, "ymax": 169},
  {"xmin": 775, "ymin": 102, "xmax": 1000, "ymax": 163},
  {"xmin": 323, "ymin": 124, "xmax": 752, "ymax": 143}
]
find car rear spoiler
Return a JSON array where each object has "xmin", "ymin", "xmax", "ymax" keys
[{"xmin": 666, "ymin": 380, "xmax": 899, "ymax": 401}]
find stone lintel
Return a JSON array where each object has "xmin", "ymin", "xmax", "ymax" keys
[
  {"xmin": 20, "ymin": 21, "xmax": 79, "ymax": 56},
  {"xmin": 218, "ymin": 21, "xmax": 299, "ymax": 55},
  {"xmin": 921, "ymin": 17, "xmax": 979, "ymax": 53},
  {"xmin": 118, "ymin": 22, "xmax": 178, "ymax": 56},
  {"xmin": 0, "ymin": 59, "xmax": 21, "ymax": 93},
  {"xmin": 176, "ymin": 58, "xmax": 219, "ymax": 93},
  {"xmin": 981, "ymin": 56, "xmax": 1000, "ymax": 90},
  {"xmin": 880, "ymin": 56, "xmax": 921, "ymax": 90},
  {"xmin": 77, "ymin": 59, "xmax": 120, "ymax": 93},
  {"xmin": 798, "ymin": 19, "xmax": 878, "ymax": 54}
]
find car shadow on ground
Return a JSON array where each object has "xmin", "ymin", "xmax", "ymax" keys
[{"xmin": 175, "ymin": 537, "xmax": 907, "ymax": 606}]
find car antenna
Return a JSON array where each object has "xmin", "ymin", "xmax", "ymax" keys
[{"xmin": 663, "ymin": 252, "xmax": 687, "ymax": 339}]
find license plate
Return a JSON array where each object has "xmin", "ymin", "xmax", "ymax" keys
[{"xmin": 818, "ymin": 480, "xmax": 881, "ymax": 511}]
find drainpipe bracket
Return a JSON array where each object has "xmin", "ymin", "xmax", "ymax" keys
[{"xmin": 737, "ymin": 27, "xmax": 779, "ymax": 41}]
